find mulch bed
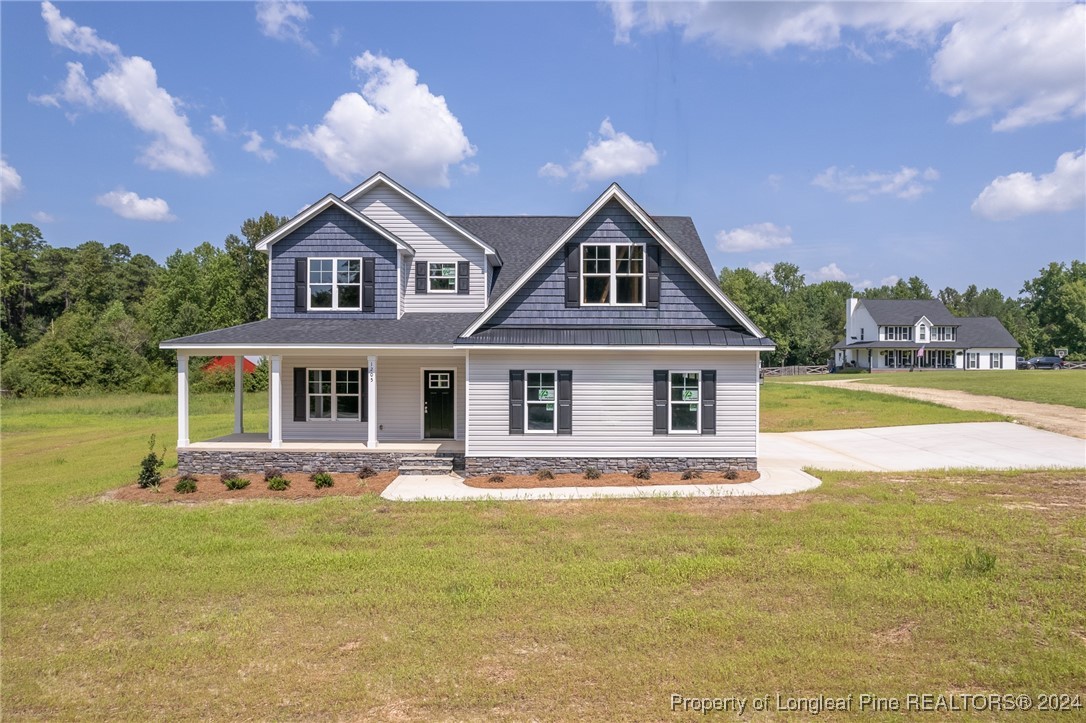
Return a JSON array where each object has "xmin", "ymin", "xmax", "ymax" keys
[
  {"xmin": 110, "ymin": 471, "xmax": 396, "ymax": 503},
  {"xmin": 463, "ymin": 469, "xmax": 760, "ymax": 489}
]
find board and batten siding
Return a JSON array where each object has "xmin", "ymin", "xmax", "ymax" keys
[
  {"xmin": 466, "ymin": 350, "xmax": 759, "ymax": 458},
  {"xmin": 270, "ymin": 208, "xmax": 398, "ymax": 319},
  {"xmin": 348, "ymin": 184, "xmax": 487, "ymax": 313},
  {"xmin": 483, "ymin": 200, "xmax": 737, "ymax": 328},
  {"xmin": 281, "ymin": 355, "xmax": 465, "ymax": 442}
]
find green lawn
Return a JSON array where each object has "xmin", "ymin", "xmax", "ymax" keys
[
  {"xmin": 759, "ymin": 382, "xmax": 1005, "ymax": 432},
  {"xmin": 3, "ymin": 394, "xmax": 1083, "ymax": 719}
]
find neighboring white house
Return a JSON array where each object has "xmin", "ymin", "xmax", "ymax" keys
[
  {"xmin": 833, "ymin": 298, "xmax": 1018, "ymax": 371},
  {"xmin": 161, "ymin": 173, "xmax": 775, "ymax": 475}
]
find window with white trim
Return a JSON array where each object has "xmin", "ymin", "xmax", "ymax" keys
[
  {"xmin": 307, "ymin": 369, "xmax": 361, "ymax": 420},
  {"xmin": 918, "ymin": 324, "xmax": 927, "ymax": 341},
  {"xmin": 990, "ymin": 352, "xmax": 1003, "ymax": 369},
  {"xmin": 582, "ymin": 243, "xmax": 645, "ymax": 305},
  {"xmin": 670, "ymin": 371, "xmax": 700, "ymax": 433},
  {"xmin": 428, "ymin": 262, "xmax": 457, "ymax": 293},
  {"xmin": 525, "ymin": 371, "xmax": 557, "ymax": 433},
  {"xmin": 967, "ymin": 352, "xmax": 979, "ymax": 369},
  {"xmin": 309, "ymin": 258, "xmax": 361, "ymax": 309}
]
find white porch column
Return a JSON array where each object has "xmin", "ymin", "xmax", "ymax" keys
[
  {"xmin": 177, "ymin": 353, "xmax": 190, "ymax": 448},
  {"xmin": 233, "ymin": 355, "xmax": 244, "ymax": 434},
  {"xmin": 367, "ymin": 355, "xmax": 378, "ymax": 448},
  {"xmin": 270, "ymin": 355, "xmax": 283, "ymax": 448}
]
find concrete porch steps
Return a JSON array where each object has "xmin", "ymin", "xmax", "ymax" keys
[{"xmin": 397, "ymin": 455, "xmax": 454, "ymax": 475}]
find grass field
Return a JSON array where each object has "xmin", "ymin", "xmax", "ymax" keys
[
  {"xmin": 759, "ymin": 382, "xmax": 1004, "ymax": 432},
  {"xmin": 779, "ymin": 370, "xmax": 1086, "ymax": 409},
  {"xmin": 2, "ymin": 394, "xmax": 1083, "ymax": 719}
]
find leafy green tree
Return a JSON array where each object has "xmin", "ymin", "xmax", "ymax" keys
[
  {"xmin": 1022, "ymin": 261, "xmax": 1086, "ymax": 356},
  {"xmin": 1, "ymin": 223, "xmax": 47, "ymax": 344}
]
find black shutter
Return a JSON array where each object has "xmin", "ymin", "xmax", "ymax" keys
[
  {"xmin": 646, "ymin": 245, "xmax": 660, "ymax": 309},
  {"xmin": 294, "ymin": 258, "xmax": 308, "ymax": 312},
  {"xmin": 509, "ymin": 369, "xmax": 524, "ymax": 434},
  {"xmin": 457, "ymin": 261, "xmax": 470, "ymax": 295},
  {"xmin": 557, "ymin": 369, "xmax": 573, "ymax": 435},
  {"xmin": 362, "ymin": 258, "xmax": 375, "ymax": 312},
  {"xmin": 701, "ymin": 370, "xmax": 716, "ymax": 435},
  {"xmin": 361, "ymin": 367, "xmax": 368, "ymax": 422},
  {"xmin": 293, "ymin": 367, "xmax": 306, "ymax": 422},
  {"xmin": 565, "ymin": 243, "xmax": 580, "ymax": 308},
  {"xmin": 415, "ymin": 261, "xmax": 427, "ymax": 293},
  {"xmin": 653, "ymin": 369, "xmax": 668, "ymax": 435}
]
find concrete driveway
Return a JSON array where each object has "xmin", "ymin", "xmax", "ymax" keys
[{"xmin": 761, "ymin": 422, "xmax": 1085, "ymax": 471}]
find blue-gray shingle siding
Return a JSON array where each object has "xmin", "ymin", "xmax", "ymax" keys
[
  {"xmin": 270, "ymin": 209, "xmax": 397, "ymax": 319},
  {"xmin": 483, "ymin": 201, "xmax": 739, "ymax": 329}
]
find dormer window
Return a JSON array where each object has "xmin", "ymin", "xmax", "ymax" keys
[
  {"xmin": 919, "ymin": 324, "xmax": 927, "ymax": 341},
  {"xmin": 309, "ymin": 258, "xmax": 361, "ymax": 309},
  {"xmin": 428, "ymin": 262, "xmax": 457, "ymax": 293},
  {"xmin": 582, "ymin": 243, "xmax": 645, "ymax": 305}
]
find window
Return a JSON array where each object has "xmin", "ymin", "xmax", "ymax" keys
[
  {"xmin": 309, "ymin": 258, "xmax": 361, "ymax": 309},
  {"xmin": 990, "ymin": 352, "xmax": 1003, "ymax": 369},
  {"xmin": 428, "ymin": 262, "xmax": 457, "ymax": 292},
  {"xmin": 860, "ymin": 328, "xmax": 865, "ymax": 341},
  {"xmin": 307, "ymin": 369, "xmax": 361, "ymax": 420},
  {"xmin": 919, "ymin": 325, "xmax": 927, "ymax": 341},
  {"xmin": 525, "ymin": 371, "xmax": 556, "ymax": 433},
  {"xmin": 670, "ymin": 371, "xmax": 700, "ymax": 433},
  {"xmin": 429, "ymin": 372, "xmax": 450, "ymax": 389},
  {"xmin": 883, "ymin": 325, "xmax": 913, "ymax": 341},
  {"xmin": 967, "ymin": 352, "xmax": 979, "ymax": 370},
  {"xmin": 582, "ymin": 243, "xmax": 645, "ymax": 305}
]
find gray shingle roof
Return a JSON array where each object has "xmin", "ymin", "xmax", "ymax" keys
[
  {"xmin": 451, "ymin": 215, "xmax": 716, "ymax": 298},
  {"xmin": 161, "ymin": 314, "xmax": 478, "ymax": 347},
  {"xmin": 457, "ymin": 327, "xmax": 774, "ymax": 347},
  {"xmin": 859, "ymin": 299, "xmax": 959, "ymax": 325},
  {"xmin": 834, "ymin": 316, "xmax": 1018, "ymax": 350}
]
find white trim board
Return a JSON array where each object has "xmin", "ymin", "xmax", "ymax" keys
[{"xmin": 254, "ymin": 194, "xmax": 414, "ymax": 254}]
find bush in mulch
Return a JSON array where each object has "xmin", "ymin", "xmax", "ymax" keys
[
  {"xmin": 221, "ymin": 472, "xmax": 250, "ymax": 490},
  {"xmin": 723, "ymin": 468, "xmax": 740, "ymax": 480},
  {"xmin": 174, "ymin": 474, "xmax": 198, "ymax": 494},
  {"xmin": 630, "ymin": 465, "xmax": 652, "ymax": 480},
  {"xmin": 263, "ymin": 468, "xmax": 283, "ymax": 482},
  {"xmin": 267, "ymin": 476, "xmax": 290, "ymax": 491},
  {"xmin": 487, "ymin": 474, "xmax": 505, "ymax": 484},
  {"xmin": 583, "ymin": 467, "xmax": 602, "ymax": 480},
  {"xmin": 311, "ymin": 471, "xmax": 334, "ymax": 489},
  {"xmin": 680, "ymin": 469, "xmax": 702, "ymax": 480},
  {"xmin": 535, "ymin": 468, "xmax": 555, "ymax": 480},
  {"xmin": 137, "ymin": 434, "xmax": 166, "ymax": 490},
  {"xmin": 358, "ymin": 465, "xmax": 378, "ymax": 479}
]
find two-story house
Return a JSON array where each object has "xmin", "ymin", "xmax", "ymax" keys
[
  {"xmin": 162, "ymin": 173, "xmax": 774, "ymax": 475},
  {"xmin": 832, "ymin": 298, "xmax": 1018, "ymax": 372}
]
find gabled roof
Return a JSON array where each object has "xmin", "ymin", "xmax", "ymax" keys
[
  {"xmin": 835, "ymin": 316, "xmax": 1018, "ymax": 350},
  {"xmin": 341, "ymin": 172, "xmax": 500, "ymax": 262},
  {"xmin": 859, "ymin": 299, "xmax": 958, "ymax": 325},
  {"xmin": 459, "ymin": 183, "xmax": 765, "ymax": 339},
  {"xmin": 254, "ymin": 194, "xmax": 413, "ymax": 254}
]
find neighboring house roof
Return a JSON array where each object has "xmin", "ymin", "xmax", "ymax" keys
[
  {"xmin": 834, "ymin": 316, "xmax": 1019, "ymax": 350},
  {"xmin": 456, "ymin": 327, "xmax": 775, "ymax": 347},
  {"xmin": 859, "ymin": 299, "xmax": 959, "ymax": 325},
  {"xmin": 161, "ymin": 314, "xmax": 480, "ymax": 348},
  {"xmin": 341, "ymin": 172, "xmax": 501, "ymax": 262},
  {"xmin": 201, "ymin": 356, "xmax": 258, "ymax": 373},
  {"xmin": 253, "ymin": 194, "xmax": 414, "ymax": 253}
]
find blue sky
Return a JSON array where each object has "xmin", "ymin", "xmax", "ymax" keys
[{"xmin": 1, "ymin": 1, "xmax": 1083, "ymax": 296}]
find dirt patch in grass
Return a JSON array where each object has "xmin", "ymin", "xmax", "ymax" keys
[
  {"xmin": 109, "ymin": 471, "xmax": 395, "ymax": 503},
  {"xmin": 464, "ymin": 469, "xmax": 760, "ymax": 489}
]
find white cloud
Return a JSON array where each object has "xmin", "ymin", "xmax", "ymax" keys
[
  {"xmin": 542, "ymin": 118, "xmax": 660, "ymax": 189},
  {"xmin": 96, "ymin": 188, "xmax": 176, "ymax": 221},
  {"xmin": 34, "ymin": 3, "xmax": 212, "ymax": 176},
  {"xmin": 812, "ymin": 165, "xmax": 938, "ymax": 201},
  {"xmin": 32, "ymin": 211, "xmax": 56, "ymax": 223},
  {"xmin": 243, "ymin": 131, "xmax": 277, "ymax": 162},
  {"xmin": 1, "ymin": 158, "xmax": 24, "ymax": 202},
  {"xmin": 971, "ymin": 149, "xmax": 1086, "ymax": 221},
  {"xmin": 809, "ymin": 262, "xmax": 849, "ymax": 282},
  {"xmin": 278, "ymin": 52, "xmax": 475, "ymax": 187},
  {"xmin": 880, "ymin": 275, "xmax": 900, "ymax": 287},
  {"xmin": 610, "ymin": 2, "xmax": 1085, "ymax": 132},
  {"xmin": 716, "ymin": 222, "xmax": 793, "ymax": 253},
  {"xmin": 766, "ymin": 173, "xmax": 783, "ymax": 191},
  {"xmin": 748, "ymin": 261, "xmax": 774, "ymax": 275},
  {"xmin": 256, "ymin": 1, "xmax": 314, "ymax": 50},
  {"xmin": 210, "ymin": 115, "xmax": 227, "ymax": 134}
]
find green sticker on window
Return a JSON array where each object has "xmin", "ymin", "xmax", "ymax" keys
[
  {"xmin": 688, "ymin": 404, "xmax": 698, "ymax": 412},
  {"xmin": 546, "ymin": 403, "xmax": 554, "ymax": 411},
  {"xmin": 682, "ymin": 390, "xmax": 698, "ymax": 401},
  {"xmin": 538, "ymin": 389, "xmax": 553, "ymax": 400}
]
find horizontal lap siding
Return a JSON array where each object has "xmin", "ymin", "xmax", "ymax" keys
[
  {"xmin": 467, "ymin": 350, "xmax": 758, "ymax": 457},
  {"xmin": 270, "ymin": 210, "xmax": 397, "ymax": 319},
  {"xmin": 484, "ymin": 201, "xmax": 736, "ymax": 328},
  {"xmin": 282, "ymin": 355, "xmax": 465, "ymax": 441},
  {"xmin": 350, "ymin": 186, "xmax": 486, "ymax": 313}
]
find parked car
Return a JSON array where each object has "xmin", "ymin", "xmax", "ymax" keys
[
  {"xmin": 1016, "ymin": 356, "xmax": 1028, "ymax": 369},
  {"xmin": 1022, "ymin": 356, "xmax": 1066, "ymax": 369}
]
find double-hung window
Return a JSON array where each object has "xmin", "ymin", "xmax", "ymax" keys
[
  {"xmin": 525, "ymin": 371, "xmax": 557, "ymax": 433},
  {"xmin": 918, "ymin": 325, "xmax": 927, "ymax": 341},
  {"xmin": 309, "ymin": 258, "xmax": 361, "ymax": 309},
  {"xmin": 669, "ymin": 371, "xmax": 700, "ymax": 433},
  {"xmin": 967, "ymin": 352, "xmax": 979, "ymax": 370},
  {"xmin": 307, "ymin": 369, "xmax": 361, "ymax": 420},
  {"xmin": 582, "ymin": 243, "xmax": 645, "ymax": 305},
  {"xmin": 428, "ymin": 262, "xmax": 457, "ymax": 292},
  {"xmin": 990, "ymin": 352, "xmax": 1003, "ymax": 369}
]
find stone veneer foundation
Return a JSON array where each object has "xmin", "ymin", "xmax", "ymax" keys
[
  {"xmin": 179, "ymin": 449, "xmax": 464, "ymax": 474},
  {"xmin": 463, "ymin": 457, "xmax": 757, "ymax": 476}
]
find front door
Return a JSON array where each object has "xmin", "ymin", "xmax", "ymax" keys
[{"xmin": 424, "ymin": 370, "xmax": 454, "ymax": 439}]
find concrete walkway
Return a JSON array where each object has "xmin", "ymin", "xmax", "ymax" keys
[{"xmin": 382, "ymin": 466, "xmax": 822, "ymax": 502}]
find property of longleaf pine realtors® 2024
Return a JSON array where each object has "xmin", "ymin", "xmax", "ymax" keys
[{"xmin": 669, "ymin": 692, "xmax": 1081, "ymax": 714}]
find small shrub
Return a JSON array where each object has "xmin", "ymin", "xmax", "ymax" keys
[
  {"xmin": 487, "ymin": 474, "xmax": 505, "ymax": 484},
  {"xmin": 631, "ymin": 465, "xmax": 652, "ymax": 480},
  {"xmin": 358, "ymin": 465, "xmax": 377, "ymax": 479},
  {"xmin": 264, "ymin": 468, "xmax": 283, "ymax": 482},
  {"xmin": 964, "ymin": 546, "xmax": 997, "ymax": 574},
  {"xmin": 723, "ymin": 468, "xmax": 740, "ymax": 480},
  {"xmin": 583, "ymin": 467, "xmax": 602, "ymax": 480},
  {"xmin": 137, "ymin": 434, "xmax": 166, "ymax": 490},
  {"xmin": 535, "ymin": 468, "xmax": 555, "ymax": 480},
  {"xmin": 220, "ymin": 471, "xmax": 240, "ymax": 485},
  {"xmin": 174, "ymin": 474, "xmax": 198, "ymax": 494},
  {"xmin": 223, "ymin": 475, "xmax": 250, "ymax": 491},
  {"xmin": 681, "ymin": 468, "xmax": 702, "ymax": 480},
  {"xmin": 311, "ymin": 471, "xmax": 334, "ymax": 489},
  {"xmin": 267, "ymin": 476, "xmax": 290, "ymax": 491}
]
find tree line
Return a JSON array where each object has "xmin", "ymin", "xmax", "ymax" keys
[
  {"xmin": 1, "ymin": 218, "xmax": 1083, "ymax": 396},
  {"xmin": 719, "ymin": 261, "xmax": 1085, "ymax": 367}
]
